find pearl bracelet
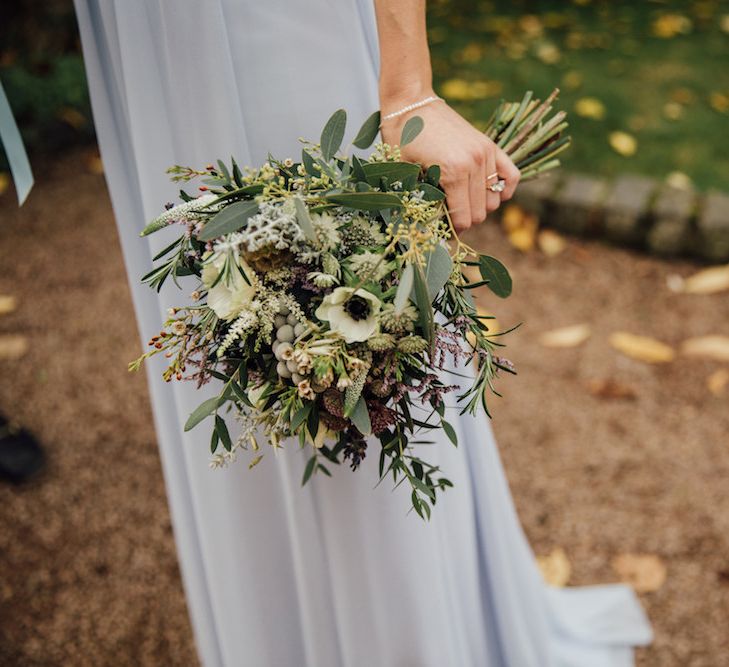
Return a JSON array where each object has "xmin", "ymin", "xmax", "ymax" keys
[{"xmin": 381, "ymin": 95, "xmax": 442, "ymax": 122}]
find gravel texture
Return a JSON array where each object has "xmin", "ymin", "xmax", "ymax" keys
[{"xmin": 1, "ymin": 152, "xmax": 728, "ymax": 666}]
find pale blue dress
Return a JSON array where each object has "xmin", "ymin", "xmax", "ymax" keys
[{"xmin": 73, "ymin": 2, "xmax": 653, "ymax": 665}]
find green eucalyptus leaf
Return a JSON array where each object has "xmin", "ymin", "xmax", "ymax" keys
[
  {"xmin": 395, "ymin": 263, "xmax": 415, "ymax": 314},
  {"xmin": 418, "ymin": 182, "xmax": 446, "ymax": 201},
  {"xmin": 324, "ymin": 192, "xmax": 403, "ymax": 211},
  {"xmin": 423, "ymin": 244, "xmax": 452, "ymax": 300},
  {"xmin": 293, "ymin": 197, "xmax": 318, "ymax": 242},
  {"xmin": 426, "ymin": 164, "xmax": 441, "ymax": 186},
  {"xmin": 361, "ymin": 161, "xmax": 420, "ymax": 188},
  {"xmin": 215, "ymin": 415, "xmax": 233, "ymax": 452},
  {"xmin": 352, "ymin": 110, "xmax": 381, "ymax": 149},
  {"xmin": 291, "ymin": 403, "xmax": 312, "ymax": 432},
  {"xmin": 413, "ymin": 264, "xmax": 435, "ymax": 346},
  {"xmin": 198, "ymin": 200, "xmax": 259, "ymax": 241},
  {"xmin": 301, "ymin": 149, "xmax": 317, "ymax": 176},
  {"xmin": 320, "ymin": 108, "xmax": 347, "ymax": 161},
  {"xmin": 441, "ymin": 420, "xmax": 458, "ymax": 446},
  {"xmin": 351, "ymin": 154, "xmax": 368, "ymax": 182},
  {"xmin": 216, "ymin": 159, "xmax": 231, "ymax": 184},
  {"xmin": 184, "ymin": 396, "xmax": 221, "ymax": 431},
  {"xmin": 231, "ymin": 158, "xmax": 244, "ymax": 186},
  {"xmin": 478, "ymin": 255, "xmax": 513, "ymax": 298},
  {"xmin": 349, "ymin": 396, "xmax": 372, "ymax": 436},
  {"xmin": 302, "ymin": 456, "xmax": 317, "ymax": 485},
  {"xmin": 400, "ymin": 115, "xmax": 424, "ymax": 146}
]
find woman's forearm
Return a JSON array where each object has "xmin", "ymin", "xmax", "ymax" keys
[{"xmin": 374, "ymin": 1, "xmax": 435, "ymax": 110}]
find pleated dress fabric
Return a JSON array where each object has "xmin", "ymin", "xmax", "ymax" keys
[{"xmin": 74, "ymin": 2, "xmax": 653, "ymax": 665}]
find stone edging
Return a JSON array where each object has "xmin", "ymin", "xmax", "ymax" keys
[{"xmin": 511, "ymin": 173, "xmax": 729, "ymax": 262}]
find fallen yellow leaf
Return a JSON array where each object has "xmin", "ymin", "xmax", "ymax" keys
[
  {"xmin": 663, "ymin": 102, "xmax": 684, "ymax": 121},
  {"xmin": 665, "ymin": 171, "xmax": 693, "ymax": 190},
  {"xmin": 0, "ymin": 295, "xmax": 17, "ymax": 316},
  {"xmin": 707, "ymin": 368, "xmax": 729, "ymax": 396},
  {"xmin": 652, "ymin": 13, "xmax": 692, "ymax": 38},
  {"xmin": 440, "ymin": 79, "xmax": 503, "ymax": 101},
  {"xmin": 609, "ymin": 131, "xmax": 638, "ymax": 157},
  {"xmin": 609, "ymin": 332, "xmax": 675, "ymax": 363},
  {"xmin": 612, "ymin": 553, "xmax": 667, "ymax": 593},
  {"xmin": 709, "ymin": 92, "xmax": 729, "ymax": 114},
  {"xmin": 562, "ymin": 70, "xmax": 583, "ymax": 91},
  {"xmin": 538, "ymin": 229, "xmax": 567, "ymax": 257},
  {"xmin": 539, "ymin": 324, "xmax": 592, "ymax": 348},
  {"xmin": 587, "ymin": 378, "xmax": 637, "ymax": 400},
  {"xmin": 0, "ymin": 335, "xmax": 29, "ymax": 361},
  {"xmin": 501, "ymin": 204, "xmax": 539, "ymax": 253},
  {"xmin": 535, "ymin": 42, "xmax": 561, "ymax": 65},
  {"xmin": 575, "ymin": 97, "xmax": 606, "ymax": 120},
  {"xmin": 681, "ymin": 336, "xmax": 729, "ymax": 362},
  {"xmin": 537, "ymin": 548, "xmax": 571, "ymax": 587},
  {"xmin": 519, "ymin": 14, "xmax": 544, "ymax": 37},
  {"xmin": 454, "ymin": 43, "xmax": 483, "ymax": 64},
  {"xmin": 682, "ymin": 264, "xmax": 729, "ymax": 294}
]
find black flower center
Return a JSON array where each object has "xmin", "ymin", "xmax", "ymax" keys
[{"xmin": 344, "ymin": 295, "xmax": 371, "ymax": 321}]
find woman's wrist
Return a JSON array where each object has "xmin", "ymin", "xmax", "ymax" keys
[{"xmin": 379, "ymin": 80, "xmax": 437, "ymax": 118}]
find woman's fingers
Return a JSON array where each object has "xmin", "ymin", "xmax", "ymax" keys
[
  {"xmin": 443, "ymin": 172, "xmax": 472, "ymax": 232},
  {"xmin": 485, "ymin": 148, "xmax": 500, "ymax": 214},
  {"xmin": 468, "ymin": 150, "xmax": 487, "ymax": 225},
  {"xmin": 495, "ymin": 147, "xmax": 521, "ymax": 201}
]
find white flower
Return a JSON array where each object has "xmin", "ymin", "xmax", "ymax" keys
[
  {"xmin": 307, "ymin": 271, "xmax": 339, "ymax": 288},
  {"xmin": 346, "ymin": 251, "xmax": 390, "ymax": 281},
  {"xmin": 314, "ymin": 287, "xmax": 381, "ymax": 343},
  {"xmin": 310, "ymin": 212, "xmax": 341, "ymax": 251},
  {"xmin": 202, "ymin": 252, "xmax": 256, "ymax": 321}
]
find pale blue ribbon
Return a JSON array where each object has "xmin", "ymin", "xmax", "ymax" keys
[{"xmin": 0, "ymin": 79, "xmax": 33, "ymax": 205}]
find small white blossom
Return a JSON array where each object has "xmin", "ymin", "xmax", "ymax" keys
[
  {"xmin": 148, "ymin": 194, "xmax": 217, "ymax": 229},
  {"xmin": 346, "ymin": 251, "xmax": 390, "ymax": 281}
]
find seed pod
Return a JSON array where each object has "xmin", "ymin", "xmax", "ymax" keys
[
  {"xmin": 278, "ymin": 304, "xmax": 290, "ymax": 316},
  {"xmin": 276, "ymin": 361, "xmax": 292, "ymax": 378},
  {"xmin": 276, "ymin": 324, "xmax": 295, "ymax": 343},
  {"xmin": 286, "ymin": 313, "xmax": 298, "ymax": 327},
  {"xmin": 286, "ymin": 359, "xmax": 298, "ymax": 373},
  {"xmin": 291, "ymin": 372, "xmax": 303, "ymax": 385},
  {"xmin": 274, "ymin": 314, "xmax": 287, "ymax": 329}
]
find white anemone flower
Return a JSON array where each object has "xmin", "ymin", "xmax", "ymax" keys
[
  {"xmin": 314, "ymin": 287, "xmax": 381, "ymax": 343},
  {"xmin": 202, "ymin": 252, "xmax": 256, "ymax": 321}
]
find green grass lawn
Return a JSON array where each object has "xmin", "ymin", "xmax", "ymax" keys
[{"xmin": 429, "ymin": 0, "xmax": 729, "ymax": 191}]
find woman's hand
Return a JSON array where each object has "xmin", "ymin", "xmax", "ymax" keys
[{"xmin": 380, "ymin": 99, "xmax": 521, "ymax": 232}]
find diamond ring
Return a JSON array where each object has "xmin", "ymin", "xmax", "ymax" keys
[{"xmin": 487, "ymin": 179, "xmax": 506, "ymax": 193}]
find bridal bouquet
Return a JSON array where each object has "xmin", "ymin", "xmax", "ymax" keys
[{"xmin": 133, "ymin": 90, "xmax": 569, "ymax": 517}]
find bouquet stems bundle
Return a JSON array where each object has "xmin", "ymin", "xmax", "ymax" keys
[
  {"xmin": 133, "ymin": 90, "xmax": 569, "ymax": 518},
  {"xmin": 484, "ymin": 88, "xmax": 571, "ymax": 180}
]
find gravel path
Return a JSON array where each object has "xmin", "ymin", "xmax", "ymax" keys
[{"xmin": 1, "ymin": 152, "xmax": 728, "ymax": 666}]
